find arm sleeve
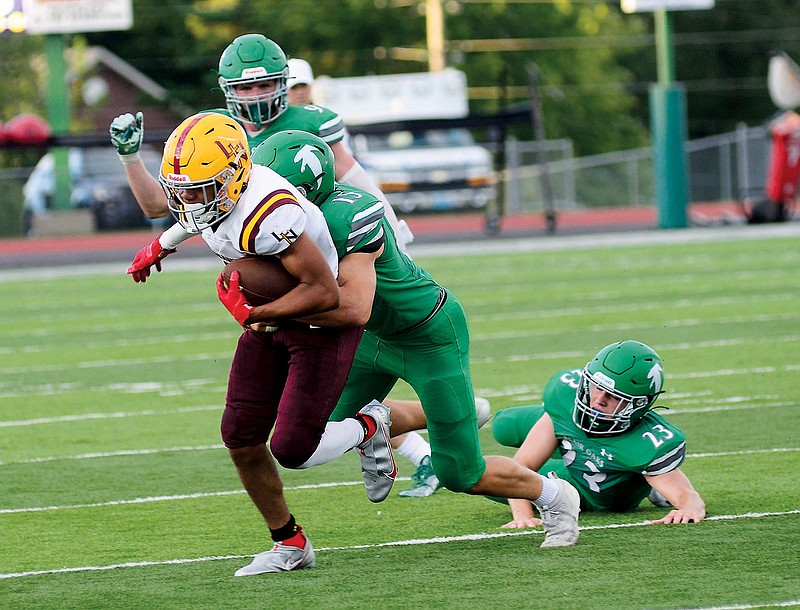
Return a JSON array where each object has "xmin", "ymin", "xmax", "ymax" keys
[{"xmin": 159, "ymin": 223, "xmax": 195, "ymax": 250}]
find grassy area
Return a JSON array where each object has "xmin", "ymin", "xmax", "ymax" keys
[{"xmin": 1, "ymin": 231, "xmax": 798, "ymax": 609}]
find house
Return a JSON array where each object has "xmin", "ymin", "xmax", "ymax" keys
[{"xmin": 70, "ymin": 45, "xmax": 193, "ymax": 133}]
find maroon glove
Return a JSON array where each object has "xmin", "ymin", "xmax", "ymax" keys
[
  {"xmin": 217, "ymin": 270, "xmax": 255, "ymax": 326},
  {"xmin": 126, "ymin": 236, "xmax": 176, "ymax": 283}
]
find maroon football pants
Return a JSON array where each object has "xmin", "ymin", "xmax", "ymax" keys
[{"xmin": 221, "ymin": 325, "xmax": 364, "ymax": 468}]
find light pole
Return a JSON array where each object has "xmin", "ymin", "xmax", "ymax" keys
[{"xmin": 426, "ymin": 0, "xmax": 445, "ymax": 71}]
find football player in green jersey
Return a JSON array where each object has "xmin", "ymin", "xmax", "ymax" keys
[
  {"xmin": 491, "ymin": 340, "xmax": 706, "ymax": 527},
  {"xmin": 252, "ymin": 131, "xmax": 582, "ymax": 548},
  {"xmin": 109, "ymin": 34, "xmax": 413, "ymax": 250}
]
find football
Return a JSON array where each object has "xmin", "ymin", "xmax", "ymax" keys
[{"xmin": 221, "ymin": 256, "xmax": 298, "ymax": 306}]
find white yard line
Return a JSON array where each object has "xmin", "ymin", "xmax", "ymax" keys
[
  {"xmin": 1, "ymin": 446, "xmax": 797, "ymax": 511},
  {"xmin": 668, "ymin": 601, "xmax": 800, "ymax": 610},
  {"xmin": 0, "ymin": 509, "xmax": 797, "ymax": 580},
  {"xmin": 0, "ymin": 404, "xmax": 221, "ymax": 428},
  {"xmin": 0, "ymin": 391, "xmax": 795, "ymax": 430}
]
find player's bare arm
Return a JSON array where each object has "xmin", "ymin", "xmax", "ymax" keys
[
  {"xmin": 123, "ymin": 161, "xmax": 170, "ymax": 218},
  {"xmin": 330, "ymin": 140, "xmax": 357, "ymax": 178},
  {"xmin": 500, "ymin": 414, "xmax": 559, "ymax": 529},
  {"xmin": 299, "ymin": 247, "xmax": 381, "ymax": 328},
  {"xmin": 245, "ymin": 233, "xmax": 340, "ymax": 323},
  {"xmin": 645, "ymin": 468, "xmax": 706, "ymax": 524},
  {"xmin": 514, "ymin": 414, "xmax": 560, "ymax": 471}
]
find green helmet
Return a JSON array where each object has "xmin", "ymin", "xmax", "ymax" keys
[
  {"xmin": 218, "ymin": 34, "xmax": 288, "ymax": 130},
  {"xmin": 573, "ymin": 340, "xmax": 664, "ymax": 436},
  {"xmin": 252, "ymin": 130, "xmax": 336, "ymax": 204}
]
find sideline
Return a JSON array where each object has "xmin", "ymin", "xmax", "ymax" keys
[{"xmin": 1, "ymin": 222, "xmax": 799, "ymax": 283}]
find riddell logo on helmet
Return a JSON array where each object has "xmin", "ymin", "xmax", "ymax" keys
[{"xmin": 168, "ymin": 173, "xmax": 191, "ymax": 182}]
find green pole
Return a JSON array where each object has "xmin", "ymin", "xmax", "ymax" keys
[
  {"xmin": 44, "ymin": 33, "xmax": 71, "ymax": 211},
  {"xmin": 650, "ymin": 9, "xmax": 688, "ymax": 228},
  {"xmin": 654, "ymin": 9, "xmax": 675, "ymax": 85}
]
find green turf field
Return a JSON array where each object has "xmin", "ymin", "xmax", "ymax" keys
[{"xmin": 1, "ymin": 230, "xmax": 798, "ymax": 609}]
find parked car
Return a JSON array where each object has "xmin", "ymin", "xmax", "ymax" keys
[
  {"xmin": 351, "ymin": 128, "xmax": 496, "ymax": 213},
  {"xmin": 314, "ymin": 69, "xmax": 497, "ymax": 214},
  {"xmin": 22, "ymin": 146, "xmax": 164, "ymax": 233}
]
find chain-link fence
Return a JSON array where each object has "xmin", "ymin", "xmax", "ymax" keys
[
  {"xmin": 501, "ymin": 123, "xmax": 772, "ymax": 213},
  {"xmin": 0, "ymin": 123, "xmax": 777, "ymax": 237}
]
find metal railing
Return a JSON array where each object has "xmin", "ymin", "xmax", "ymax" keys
[
  {"xmin": 501, "ymin": 123, "xmax": 772, "ymax": 213},
  {"xmin": 0, "ymin": 123, "xmax": 776, "ymax": 237}
]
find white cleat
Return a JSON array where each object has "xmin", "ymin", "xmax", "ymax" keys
[
  {"xmin": 235, "ymin": 532, "xmax": 316, "ymax": 576},
  {"xmin": 538, "ymin": 474, "xmax": 581, "ymax": 548},
  {"xmin": 475, "ymin": 396, "xmax": 492, "ymax": 428},
  {"xmin": 356, "ymin": 400, "xmax": 397, "ymax": 503}
]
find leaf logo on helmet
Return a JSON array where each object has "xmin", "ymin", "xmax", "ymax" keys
[
  {"xmin": 252, "ymin": 130, "xmax": 336, "ymax": 204},
  {"xmin": 159, "ymin": 113, "xmax": 252, "ymax": 234},
  {"xmin": 648, "ymin": 362, "xmax": 664, "ymax": 394},
  {"xmin": 573, "ymin": 340, "xmax": 665, "ymax": 436}
]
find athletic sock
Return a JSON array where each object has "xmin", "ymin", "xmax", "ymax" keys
[
  {"xmin": 355, "ymin": 412, "xmax": 377, "ymax": 441},
  {"xmin": 298, "ymin": 419, "xmax": 364, "ymax": 468},
  {"xmin": 270, "ymin": 515, "xmax": 299, "ymax": 542},
  {"xmin": 531, "ymin": 474, "xmax": 559, "ymax": 509},
  {"xmin": 395, "ymin": 431, "xmax": 432, "ymax": 466}
]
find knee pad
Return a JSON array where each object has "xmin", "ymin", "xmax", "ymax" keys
[{"xmin": 269, "ymin": 438, "xmax": 312, "ymax": 470}]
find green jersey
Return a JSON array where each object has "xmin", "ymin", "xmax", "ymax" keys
[
  {"xmin": 209, "ymin": 104, "xmax": 345, "ymax": 150},
  {"xmin": 543, "ymin": 368, "xmax": 687, "ymax": 512},
  {"xmin": 323, "ymin": 183, "xmax": 483, "ymax": 490},
  {"xmin": 319, "ymin": 185, "xmax": 444, "ymax": 336}
]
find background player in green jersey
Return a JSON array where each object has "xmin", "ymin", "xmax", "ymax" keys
[
  {"xmin": 109, "ymin": 34, "xmax": 413, "ymax": 250},
  {"xmin": 252, "ymin": 131, "xmax": 581, "ymax": 548},
  {"xmin": 491, "ymin": 340, "xmax": 706, "ymax": 527}
]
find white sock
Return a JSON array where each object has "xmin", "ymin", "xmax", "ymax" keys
[
  {"xmin": 531, "ymin": 474, "xmax": 560, "ymax": 509},
  {"xmin": 297, "ymin": 419, "xmax": 363, "ymax": 468},
  {"xmin": 395, "ymin": 431, "xmax": 431, "ymax": 467}
]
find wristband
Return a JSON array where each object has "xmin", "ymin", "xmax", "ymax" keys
[{"xmin": 118, "ymin": 152, "xmax": 141, "ymax": 165}]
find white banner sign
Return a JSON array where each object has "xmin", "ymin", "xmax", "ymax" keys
[
  {"xmin": 621, "ymin": 0, "xmax": 714, "ymax": 13},
  {"xmin": 22, "ymin": 0, "xmax": 132, "ymax": 34}
]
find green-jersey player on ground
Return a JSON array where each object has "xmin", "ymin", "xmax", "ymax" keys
[{"xmin": 491, "ymin": 340, "xmax": 706, "ymax": 526}]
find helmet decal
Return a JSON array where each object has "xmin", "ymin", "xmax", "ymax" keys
[
  {"xmin": 294, "ymin": 144, "xmax": 324, "ymax": 189},
  {"xmin": 252, "ymin": 130, "xmax": 336, "ymax": 203},
  {"xmin": 241, "ymin": 67, "xmax": 269, "ymax": 78},
  {"xmin": 593, "ymin": 371, "xmax": 615, "ymax": 390},
  {"xmin": 215, "ymin": 138, "xmax": 247, "ymax": 161},
  {"xmin": 648, "ymin": 362, "xmax": 664, "ymax": 394}
]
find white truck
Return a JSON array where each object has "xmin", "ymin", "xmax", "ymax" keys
[{"xmin": 313, "ymin": 68, "xmax": 496, "ymax": 214}]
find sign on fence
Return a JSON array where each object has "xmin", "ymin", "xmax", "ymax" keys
[
  {"xmin": 22, "ymin": 0, "xmax": 132, "ymax": 34},
  {"xmin": 621, "ymin": 0, "xmax": 714, "ymax": 13}
]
